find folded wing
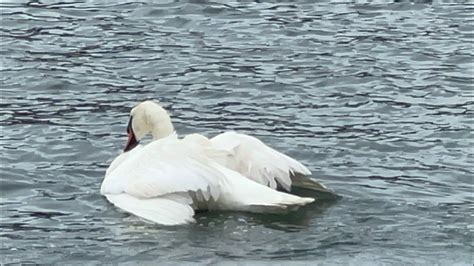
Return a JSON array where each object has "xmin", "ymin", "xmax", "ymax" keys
[
  {"xmin": 106, "ymin": 193, "xmax": 195, "ymax": 225},
  {"xmin": 101, "ymin": 135, "xmax": 224, "ymax": 225},
  {"xmin": 210, "ymin": 131, "xmax": 311, "ymax": 191}
]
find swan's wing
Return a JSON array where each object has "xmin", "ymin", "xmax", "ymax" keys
[
  {"xmin": 210, "ymin": 131, "xmax": 311, "ymax": 191},
  {"xmin": 290, "ymin": 173, "xmax": 332, "ymax": 193},
  {"xmin": 105, "ymin": 144, "xmax": 145, "ymax": 177},
  {"xmin": 214, "ymin": 164, "xmax": 314, "ymax": 214},
  {"xmin": 106, "ymin": 193, "xmax": 195, "ymax": 225},
  {"xmin": 182, "ymin": 133, "xmax": 235, "ymax": 168},
  {"xmin": 101, "ymin": 136, "xmax": 223, "ymax": 201},
  {"xmin": 101, "ymin": 136, "xmax": 227, "ymax": 225}
]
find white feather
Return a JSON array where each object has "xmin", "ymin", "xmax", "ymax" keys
[
  {"xmin": 101, "ymin": 135, "xmax": 223, "ymax": 201},
  {"xmin": 210, "ymin": 131, "xmax": 312, "ymax": 191},
  {"xmin": 212, "ymin": 163, "xmax": 314, "ymax": 212},
  {"xmin": 106, "ymin": 193, "xmax": 195, "ymax": 225}
]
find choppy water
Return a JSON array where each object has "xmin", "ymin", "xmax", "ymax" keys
[{"xmin": 1, "ymin": 0, "xmax": 473, "ymax": 265}]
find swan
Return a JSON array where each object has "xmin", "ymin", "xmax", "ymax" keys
[{"xmin": 101, "ymin": 100, "xmax": 326, "ymax": 225}]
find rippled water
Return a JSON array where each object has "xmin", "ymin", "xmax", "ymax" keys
[{"xmin": 1, "ymin": 0, "xmax": 473, "ymax": 264}]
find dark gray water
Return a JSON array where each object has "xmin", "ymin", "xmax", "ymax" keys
[{"xmin": 1, "ymin": 0, "xmax": 473, "ymax": 265}]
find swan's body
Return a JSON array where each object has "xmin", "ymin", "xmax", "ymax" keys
[{"xmin": 101, "ymin": 101, "xmax": 328, "ymax": 225}]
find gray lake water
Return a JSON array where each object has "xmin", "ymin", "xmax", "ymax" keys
[{"xmin": 1, "ymin": 1, "xmax": 473, "ymax": 265}]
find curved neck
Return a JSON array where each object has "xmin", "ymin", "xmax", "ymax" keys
[
  {"xmin": 151, "ymin": 116, "xmax": 174, "ymax": 140},
  {"xmin": 131, "ymin": 101, "xmax": 176, "ymax": 142}
]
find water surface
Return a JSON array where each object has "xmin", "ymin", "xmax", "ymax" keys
[{"xmin": 1, "ymin": 1, "xmax": 473, "ymax": 264}]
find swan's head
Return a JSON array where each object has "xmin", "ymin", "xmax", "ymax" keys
[{"xmin": 124, "ymin": 100, "xmax": 174, "ymax": 152}]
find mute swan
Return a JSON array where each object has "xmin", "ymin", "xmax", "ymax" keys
[
  {"xmin": 101, "ymin": 100, "xmax": 325, "ymax": 225},
  {"xmin": 123, "ymin": 101, "xmax": 329, "ymax": 193}
]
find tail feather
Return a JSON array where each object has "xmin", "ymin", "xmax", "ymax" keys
[
  {"xmin": 291, "ymin": 173, "xmax": 333, "ymax": 193},
  {"xmin": 216, "ymin": 164, "xmax": 315, "ymax": 213},
  {"xmin": 246, "ymin": 196, "xmax": 314, "ymax": 214}
]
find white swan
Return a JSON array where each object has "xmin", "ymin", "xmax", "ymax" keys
[{"xmin": 101, "ymin": 100, "xmax": 324, "ymax": 225}]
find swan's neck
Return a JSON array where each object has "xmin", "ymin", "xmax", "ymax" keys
[
  {"xmin": 131, "ymin": 101, "xmax": 175, "ymax": 141},
  {"xmin": 148, "ymin": 110, "xmax": 174, "ymax": 140}
]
